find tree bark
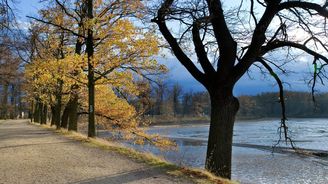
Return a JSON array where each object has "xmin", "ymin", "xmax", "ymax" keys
[
  {"xmin": 66, "ymin": 2, "xmax": 84, "ymax": 132},
  {"xmin": 205, "ymin": 88, "xmax": 239, "ymax": 179},
  {"xmin": 86, "ymin": 0, "xmax": 95, "ymax": 137},
  {"xmin": 40, "ymin": 103, "xmax": 44, "ymax": 124},
  {"xmin": 40, "ymin": 103, "xmax": 47, "ymax": 124},
  {"xmin": 1, "ymin": 82, "xmax": 8, "ymax": 119},
  {"xmin": 30, "ymin": 101, "xmax": 34, "ymax": 122},
  {"xmin": 34, "ymin": 99, "xmax": 41, "ymax": 123},
  {"xmin": 50, "ymin": 106, "xmax": 55, "ymax": 126},
  {"xmin": 53, "ymin": 79, "xmax": 63, "ymax": 129},
  {"xmin": 9, "ymin": 84, "xmax": 16, "ymax": 119},
  {"xmin": 53, "ymin": 103, "xmax": 61, "ymax": 129},
  {"xmin": 68, "ymin": 95, "xmax": 78, "ymax": 131},
  {"xmin": 61, "ymin": 103, "xmax": 69, "ymax": 128},
  {"xmin": 52, "ymin": 92, "xmax": 62, "ymax": 129}
]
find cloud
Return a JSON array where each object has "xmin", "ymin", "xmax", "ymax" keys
[{"xmin": 159, "ymin": 55, "xmax": 328, "ymax": 96}]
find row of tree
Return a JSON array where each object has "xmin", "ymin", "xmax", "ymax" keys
[
  {"xmin": 0, "ymin": 0, "xmax": 27, "ymax": 119},
  {"xmin": 239, "ymin": 92, "xmax": 328, "ymax": 118},
  {"xmin": 147, "ymin": 83, "xmax": 210, "ymax": 117},
  {"xmin": 3, "ymin": 0, "xmax": 328, "ymax": 179},
  {"xmin": 21, "ymin": 0, "xmax": 168, "ymax": 144}
]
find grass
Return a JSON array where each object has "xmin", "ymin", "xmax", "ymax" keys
[{"xmin": 31, "ymin": 122, "xmax": 237, "ymax": 184}]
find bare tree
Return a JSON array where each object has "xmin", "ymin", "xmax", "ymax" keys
[
  {"xmin": 171, "ymin": 83, "xmax": 182, "ymax": 116},
  {"xmin": 152, "ymin": 0, "xmax": 328, "ymax": 178},
  {"xmin": 153, "ymin": 81, "xmax": 167, "ymax": 115}
]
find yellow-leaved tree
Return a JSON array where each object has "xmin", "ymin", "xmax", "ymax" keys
[{"xmin": 25, "ymin": 0, "xmax": 172, "ymax": 147}]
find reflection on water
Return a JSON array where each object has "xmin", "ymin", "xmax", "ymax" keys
[{"xmin": 100, "ymin": 119, "xmax": 328, "ymax": 183}]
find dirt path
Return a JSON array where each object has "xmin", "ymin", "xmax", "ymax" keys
[{"xmin": 0, "ymin": 120, "xmax": 193, "ymax": 184}]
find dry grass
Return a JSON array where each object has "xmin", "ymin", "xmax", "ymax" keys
[{"xmin": 32, "ymin": 122, "xmax": 237, "ymax": 184}]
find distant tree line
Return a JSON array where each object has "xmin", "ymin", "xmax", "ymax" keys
[
  {"xmin": 146, "ymin": 83, "xmax": 328, "ymax": 119},
  {"xmin": 146, "ymin": 83, "xmax": 210, "ymax": 117},
  {"xmin": 0, "ymin": 76, "xmax": 25, "ymax": 119},
  {"xmin": 238, "ymin": 92, "xmax": 328, "ymax": 118}
]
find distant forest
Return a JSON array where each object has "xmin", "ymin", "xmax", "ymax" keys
[{"xmin": 145, "ymin": 83, "xmax": 328, "ymax": 119}]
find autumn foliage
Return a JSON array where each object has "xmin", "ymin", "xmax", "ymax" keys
[{"xmin": 24, "ymin": 0, "xmax": 171, "ymax": 146}]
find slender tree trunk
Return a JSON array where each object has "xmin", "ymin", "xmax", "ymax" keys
[
  {"xmin": 50, "ymin": 106, "xmax": 55, "ymax": 126},
  {"xmin": 61, "ymin": 103, "xmax": 69, "ymax": 128},
  {"xmin": 10, "ymin": 84, "xmax": 15, "ymax": 119},
  {"xmin": 86, "ymin": 0, "xmax": 95, "ymax": 137},
  {"xmin": 34, "ymin": 99, "xmax": 40, "ymax": 123},
  {"xmin": 30, "ymin": 101, "xmax": 34, "ymax": 122},
  {"xmin": 88, "ymin": 77, "xmax": 95, "ymax": 137},
  {"xmin": 205, "ymin": 88, "xmax": 239, "ymax": 179},
  {"xmin": 53, "ymin": 98, "xmax": 61, "ymax": 129},
  {"xmin": 68, "ymin": 95, "xmax": 78, "ymax": 131},
  {"xmin": 66, "ymin": 4, "xmax": 84, "ymax": 132},
  {"xmin": 53, "ymin": 79, "xmax": 63, "ymax": 129},
  {"xmin": 40, "ymin": 103, "xmax": 44, "ymax": 124},
  {"xmin": 1, "ymin": 83, "xmax": 8, "ymax": 119},
  {"xmin": 41, "ymin": 103, "xmax": 47, "ymax": 124}
]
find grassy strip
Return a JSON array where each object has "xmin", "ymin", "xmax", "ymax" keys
[{"xmin": 31, "ymin": 122, "xmax": 237, "ymax": 184}]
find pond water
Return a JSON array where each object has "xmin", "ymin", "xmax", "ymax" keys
[{"xmin": 99, "ymin": 118, "xmax": 328, "ymax": 184}]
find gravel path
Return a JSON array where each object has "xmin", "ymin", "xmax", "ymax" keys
[{"xmin": 0, "ymin": 120, "xmax": 193, "ymax": 184}]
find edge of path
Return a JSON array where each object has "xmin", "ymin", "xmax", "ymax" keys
[{"xmin": 28, "ymin": 121, "xmax": 236, "ymax": 184}]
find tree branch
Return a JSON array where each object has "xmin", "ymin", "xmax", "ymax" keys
[
  {"xmin": 261, "ymin": 40, "xmax": 328, "ymax": 64},
  {"xmin": 152, "ymin": 0, "xmax": 206, "ymax": 85},
  {"xmin": 279, "ymin": 1, "xmax": 328, "ymax": 18},
  {"xmin": 257, "ymin": 58, "xmax": 291, "ymax": 146},
  {"xmin": 192, "ymin": 21, "xmax": 215, "ymax": 74},
  {"xmin": 27, "ymin": 16, "xmax": 85, "ymax": 38},
  {"xmin": 206, "ymin": 0, "xmax": 236, "ymax": 73},
  {"xmin": 232, "ymin": 1, "xmax": 281, "ymax": 83}
]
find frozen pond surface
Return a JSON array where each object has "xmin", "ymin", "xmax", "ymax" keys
[{"xmin": 99, "ymin": 118, "xmax": 328, "ymax": 183}]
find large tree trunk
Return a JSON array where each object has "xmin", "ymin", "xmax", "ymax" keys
[
  {"xmin": 205, "ymin": 88, "xmax": 239, "ymax": 179},
  {"xmin": 68, "ymin": 95, "xmax": 78, "ymax": 131}
]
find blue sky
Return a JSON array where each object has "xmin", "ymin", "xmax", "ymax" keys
[
  {"xmin": 15, "ymin": 0, "xmax": 327, "ymax": 96},
  {"xmin": 163, "ymin": 56, "xmax": 323, "ymax": 95},
  {"xmin": 15, "ymin": 0, "xmax": 41, "ymax": 21}
]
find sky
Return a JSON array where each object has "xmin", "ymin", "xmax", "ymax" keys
[
  {"xmin": 14, "ymin": 0, "xmax": 327, "ymax": 96},
  {"xmin": 162, "ymin": 56, "xmax": 322, "ymax": 95}
]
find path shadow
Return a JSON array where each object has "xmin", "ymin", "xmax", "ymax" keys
[
  {"xmin": 0, "ymin": 141, "xmax": 76, "ymax": 150},
  {"xmin": 71, "ymin": 167, "xmax": 166, "ymax": 184}
]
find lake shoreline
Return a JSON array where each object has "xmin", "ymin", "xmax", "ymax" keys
[{"xmin": 141, "ymin": 118, "xmax": 328, "ymax": 183}]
